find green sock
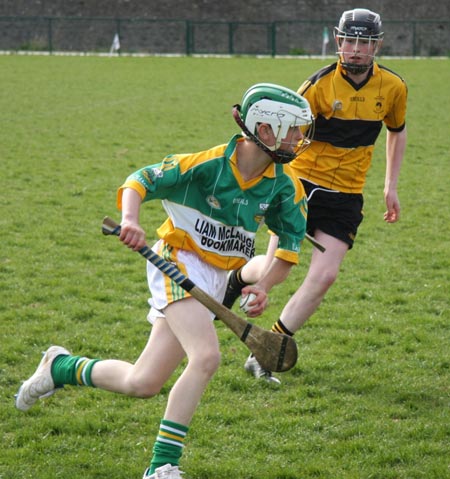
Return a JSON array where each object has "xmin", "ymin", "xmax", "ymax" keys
[
  {"xmin": 51, "ymin": 354, "xmax": 100, "ymax": 387},
  {"xmin": 148, "ymin": 419, "xmax": 189, "ymax": 474}
]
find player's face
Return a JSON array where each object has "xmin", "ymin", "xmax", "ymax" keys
[
  {"xmin": 257, "ymin": 121, "xmax": 312, "ymax": 159},
  {"xmin": 339, "ymin": 37, "xmax": 377, "ymax": 67},
  {"xmin": 280, "ymin": 125, "xmax": 310, "ymax": 155}
]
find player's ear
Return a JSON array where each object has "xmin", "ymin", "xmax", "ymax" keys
[{"xmin": 256, "ymin": 123, "xmax": 273, "ymax": 143}]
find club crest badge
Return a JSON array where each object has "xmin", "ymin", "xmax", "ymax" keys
[
  {"xmin": 332, "ymin": 100, "xmax": 343, "ymax": 111},
  {"xmin": 206, "ymin": 195, "xmax": 221, "ymax": 209}
]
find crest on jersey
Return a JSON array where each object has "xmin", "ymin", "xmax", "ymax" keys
[
  {"xmin": 332, "ymin": 100, "xmax": 343, "ymax": 111},
  {"xmin": 374, "ymin": 96, "xmax": 384, "ymax": 114},
  {"xmin": 206, "ymin": 195, "xmax": 221, "ymax": 209}
]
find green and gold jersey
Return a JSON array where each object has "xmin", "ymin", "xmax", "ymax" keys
[
  {"xmin": 117, "ymin": 135, "xmax": 307, "ymax": 271},
  {"xmin": 292, "ymin": 61, "xmax": 407, "ymax": 193}
]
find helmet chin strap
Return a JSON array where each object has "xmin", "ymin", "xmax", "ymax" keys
[
  {"xmin": 232, "ymin": 105, "xmax": 295, "ymax": 164},
  {"xmin": 340, "ymin": 58, "xmax": 373, "ymax": 75}
]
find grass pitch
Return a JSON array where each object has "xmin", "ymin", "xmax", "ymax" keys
[{"xmin": 0, "ymin": 55, "xmax": 449, "ymax": 478}]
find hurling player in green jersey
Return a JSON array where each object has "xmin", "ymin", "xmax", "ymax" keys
[
  {"xmin": 15, "ymin": 83, "xmax": 314, "ymax": 478},
  {"xmin": 224, "ymin": 9, "xmax": 408, "ymax": 385}
]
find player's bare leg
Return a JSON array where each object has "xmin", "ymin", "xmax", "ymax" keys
[
  {"xmin": 90, "ymin": 318, "xmax": 186, "ymax": 397},
  {"xmin": 162, "ymin": 298, "xmax": 221, "ymax": 424},
  {"xmin": 280, "ymin": 231, "xmax": 348, "ymax": 332}
]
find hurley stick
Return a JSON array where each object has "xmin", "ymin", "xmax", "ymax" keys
[
  {"xmin": 102, "ymin": 217, "xmax": 297, "ymax": 373},
  {"xmin": 305, "ymin": 233, "xmax": 326, "ymax": 253}
]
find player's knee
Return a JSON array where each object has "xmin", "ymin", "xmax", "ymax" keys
[
  {"xmin": 124, "ymin": 374, "xmax": 164, "ymax": 398},
  {"xmin": 190, "ymin": 349, "xmax": 221, "ymax": 378},
  {"xmin": 310, "ymin": 268, "xmax": 338, "ymax": 293},
  {"xmin": 320, "ymin": 268, "xmax": 338, "ymax": 289},
  {"xmin": 203, "ymin": 349, "xmax": 221, "ymax": 376}
]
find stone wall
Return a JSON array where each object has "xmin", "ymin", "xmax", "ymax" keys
[
  {"xmin": 1, "ymin": 0, "xmax": 449, "ymax": 22},
  {"xmin": 1, "ymin": 1, "xmax": 449, "ymax": 56}
]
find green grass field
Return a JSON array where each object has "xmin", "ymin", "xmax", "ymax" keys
[{"xmin": 1, "ymin": 55, "xmax": 449, "ymax": 479}]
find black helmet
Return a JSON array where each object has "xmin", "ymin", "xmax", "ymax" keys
[{"xmin": 334, "ymin": 8, "xmax": 384, "ymax": 74}]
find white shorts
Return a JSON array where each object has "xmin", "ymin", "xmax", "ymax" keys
[{"xmin": 146, "ymin": 239, "xmax": 228, "ymax": 323}]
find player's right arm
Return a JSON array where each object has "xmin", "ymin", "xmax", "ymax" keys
[{"xmin": 119, "ymin": 187, "xmax": 146, "ymax": 251}]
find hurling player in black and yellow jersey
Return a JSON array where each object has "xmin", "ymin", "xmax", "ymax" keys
[{"xmin": 223, "ymin": 8, "xmax": 408, "ymax": 384}]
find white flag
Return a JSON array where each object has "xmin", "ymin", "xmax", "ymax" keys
[
  {"xmin": 321, "ymin": 27, "xmax": 329, "ymax": 57},
  {"xmin": 110, "ymin": 33, "xmax": 120, "ymax": 54}
]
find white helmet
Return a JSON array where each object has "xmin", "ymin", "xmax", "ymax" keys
[{"xmin": 233, "ymin": 83, "xmax": 314, "ymax": 163}]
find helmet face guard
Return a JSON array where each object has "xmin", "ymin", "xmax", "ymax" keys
[
  {"xmin": 334, "ymin": 8, "xmax": 384, "ymax": 75},
  {"xmin": 234, "ymin": 83, "xmax": 314, "ymax": 164}
]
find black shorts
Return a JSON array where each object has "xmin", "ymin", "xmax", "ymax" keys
[{"xmin": 301, "ymin": 179, "xmax": 364, "ymax": 249}]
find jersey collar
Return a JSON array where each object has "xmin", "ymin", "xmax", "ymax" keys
[
  {"xmin": 227, "ymin": 134, "xmax": 278, "ymax": 180},
  {"xmin": 337, "ymin": 61, "xmax": 378, "ymax": 90}
]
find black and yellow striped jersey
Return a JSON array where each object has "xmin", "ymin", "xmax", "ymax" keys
[{"xmin": 291, "ymin": 61, "xmax": 407, "ymax": 193}]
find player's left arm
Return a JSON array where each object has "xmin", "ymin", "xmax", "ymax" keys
[
  {"xmin": 383, "ymin": 74, "xmax": 408, "ymax": 224},
  {"xmin": 384, "ymin": 125, "xmax": 407, "ymax": 223},
  {"xmin": 242, "ymin": 175, "xmax": 306, "ymax": 317},
  {"xmin": 242, "ymin": 257, "xmax": 294, "ymax": 317}
]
